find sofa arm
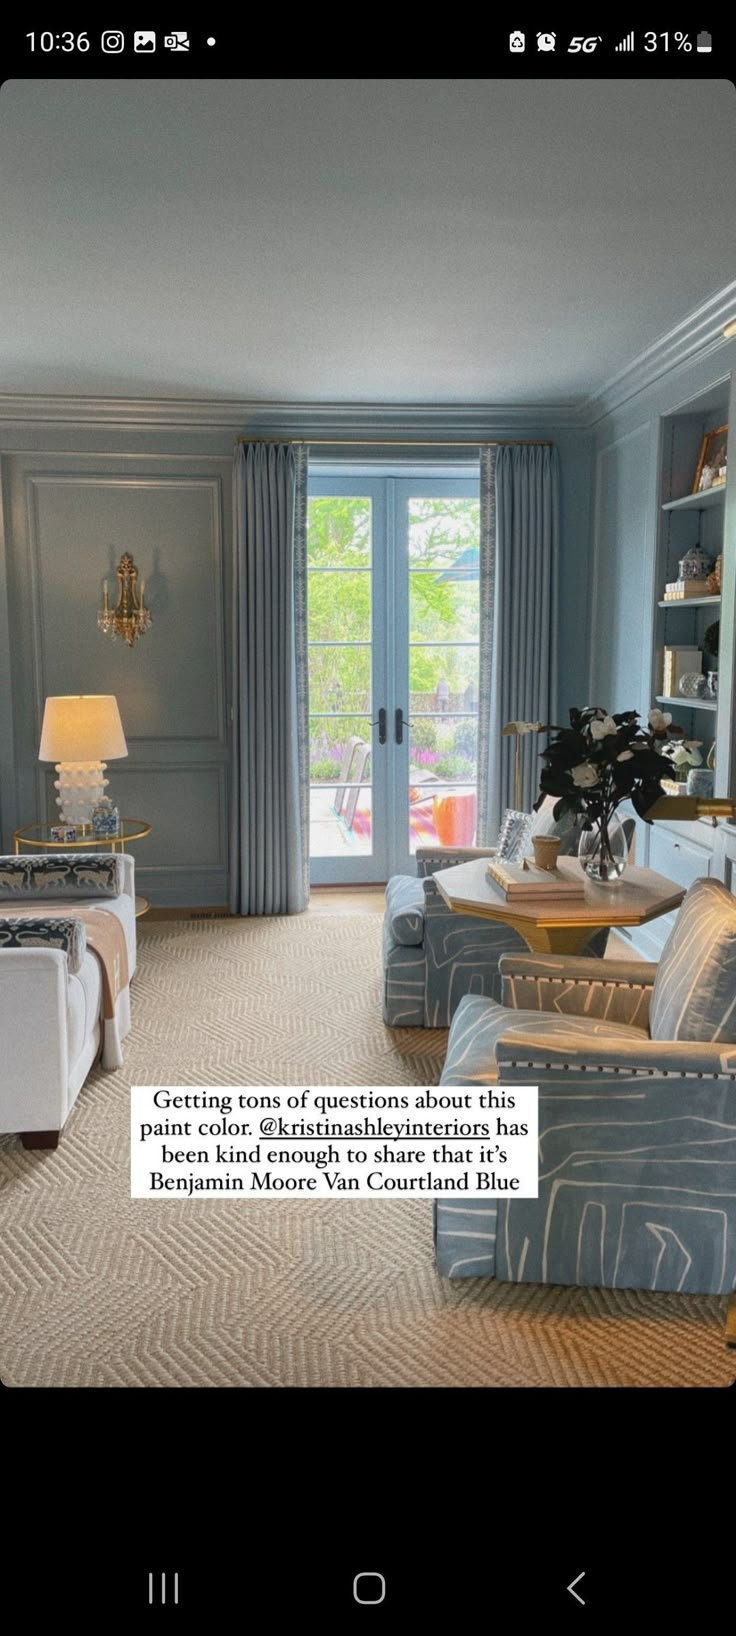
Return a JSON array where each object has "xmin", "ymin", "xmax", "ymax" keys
[
  {"xmin": 416, "ymin": 846, "xmax": 497, "ymax": 878},
  {"xmin": 0, "ymin": 949, "xmax": 71, "ymax": 1133},
  {"xmin": 117, "ymin": 852, "xmax": 136, "ymax": 905},
  {"xmin": 498, "ymin": 953, "xmax": 659, "ymax": 1028}
]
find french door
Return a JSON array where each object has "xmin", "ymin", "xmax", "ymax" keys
[{"xmin": 307, "ymin": 472, "xmax": 481, "ymax": 884}]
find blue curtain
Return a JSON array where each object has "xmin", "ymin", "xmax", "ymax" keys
[
  {"xmin": 477, "ymin": 444, "xmax": 560, "ymax": 842},
  {"xmin": 229, "ymin": 443, "xmax": 310, "ymax": 914}
]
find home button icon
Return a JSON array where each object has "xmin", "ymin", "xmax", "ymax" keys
[{"xmin": 353, "ymin": 1572, "xmax": 386, "ymax": 1604}]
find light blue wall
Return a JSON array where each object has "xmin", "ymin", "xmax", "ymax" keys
[{"xmin": 0, "ymin": 413, "xmax": 593, "ymax": 904}]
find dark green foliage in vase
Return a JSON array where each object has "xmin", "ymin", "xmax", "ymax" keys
[
  {"xmin": 534, "ymin": 706, "xmax": 687, "ymax": 880},
  {"xmin": 704, "ymin": 621, "xmax": 719, "ymax": 662}
]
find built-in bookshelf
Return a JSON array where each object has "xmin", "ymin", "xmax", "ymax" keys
[{"xmin": 651, "ymin": 380, "xmax": 732, "ymax": 792}]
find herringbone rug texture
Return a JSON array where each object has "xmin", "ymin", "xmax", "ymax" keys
[{"xmin": 0, "ymin": 912, "xmax": 731, "ymax": 1387}]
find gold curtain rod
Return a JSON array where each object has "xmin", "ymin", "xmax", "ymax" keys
[{"xmin": 234, "ymin": 437, "xmax": 553, "ymax": 447}]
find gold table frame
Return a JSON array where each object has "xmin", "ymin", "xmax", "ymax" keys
[
  {"xmin": 433, "ymin": 856, "xmax": 685, "ymax": 956},
  {"xmin": 13, "ymin": 820, "xmax": 152, "ymax": 917}
]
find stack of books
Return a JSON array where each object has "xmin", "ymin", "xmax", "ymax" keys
[
  {"xmin": 486, "ymin": 859, "xmax": 586, "ymax": 899},
  {"xmin": 662, "ymin": 579, "xmax": 710, "ymax": 601},
  {"xmin": 662, "ymin": 646, "xmax": 701, "ymax": 695}
]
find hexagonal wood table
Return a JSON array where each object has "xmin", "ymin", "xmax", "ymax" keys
[{"xmin": 432, "ymin": 856, "xmax": 685, "ymax": 955}]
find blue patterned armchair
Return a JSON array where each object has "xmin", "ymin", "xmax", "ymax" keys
[
  {"xmin": 434, "ymin": 876, "xmax": 736, "ymax": 1295},
  {"xmin": 382, "ymin": 807, "xmax": 623, "ymax": 1028},
  {"xmin": 384, "ymin": 846, "xmax": 530, "ymax": 1027}
]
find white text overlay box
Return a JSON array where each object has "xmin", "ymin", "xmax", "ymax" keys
[{"xmin": 131, "ymin": 1085, "xmax": 538, "ymax": 1199}]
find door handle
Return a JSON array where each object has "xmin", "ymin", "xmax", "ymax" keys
[
  {"xmin": 372, "ymin": 708, "xmax": 387, "ymax": 745},
  {"xmin": 395, "ymin": 708, "xmax": 404, "ymax": 745}
]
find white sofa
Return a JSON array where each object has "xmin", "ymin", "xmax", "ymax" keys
[{"xmin": 0, "ymin": 853, "xmax": 137, "ymax": 1148}]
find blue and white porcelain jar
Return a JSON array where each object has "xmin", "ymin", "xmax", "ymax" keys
[
  {"xmin": 678, "ymin": 545, "xmax": 713, "ymax": 580},
  {"xmin": 91, "ymin": 798, "xmax": 120, "ymax": 837}
]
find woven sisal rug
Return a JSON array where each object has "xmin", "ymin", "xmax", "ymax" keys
[{"xmin": 0, "ymin": 912, "xmax": 731, "ymax": 1387}]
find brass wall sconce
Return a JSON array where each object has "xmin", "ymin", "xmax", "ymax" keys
[{"xmin": 98, "ymin": 553, "xmax": 152, "ymax": 648}]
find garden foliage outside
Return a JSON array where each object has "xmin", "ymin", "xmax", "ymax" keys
[{"xmin": 307, "ymin": 495, "xmax": 481, "ymax": 789}]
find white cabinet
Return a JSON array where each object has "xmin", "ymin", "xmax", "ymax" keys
[
  {"xmin": 647, "ymin": 825, "xmax": 714, "ymax": 890},
  {"xmin": 627, "ymin": 821, "xmax": 713, "ymax": 959},
  {"xmin": 714, "ymin": 823, "xmax": 736, "ymax": 897}
]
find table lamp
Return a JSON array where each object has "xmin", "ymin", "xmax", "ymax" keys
[{"xmin": 39, "ymin": 694, "xmax": 128, "ymax": 829}]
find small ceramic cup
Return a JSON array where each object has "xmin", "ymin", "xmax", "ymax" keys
[{"xmin": 532, "ymin": 835, "xmax": 561, "ymax": 872}]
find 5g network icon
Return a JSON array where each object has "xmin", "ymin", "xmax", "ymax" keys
[{"xmin": 101, "ymin": 30, "xmax": 124, "ymax": 52}]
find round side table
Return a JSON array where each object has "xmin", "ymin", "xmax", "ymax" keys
[{"xmin": 12, "ymin": 819, "xmax": 152, "ymax": 917}]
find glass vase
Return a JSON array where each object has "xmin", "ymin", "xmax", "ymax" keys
[{"xmin": 577, "ymin": 810, "xmax": 628, "ymax": 884}]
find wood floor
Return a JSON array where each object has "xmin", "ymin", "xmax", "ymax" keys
[{"xmin": 147, "ymin": 888, "xmax": 647, "ymax": 955}]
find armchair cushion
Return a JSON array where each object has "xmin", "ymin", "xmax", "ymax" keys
[
  {"xmin": 385, "ymin": 875, "xmax": 425, "ymax": 946},
  {"xmin": 650, "ymin": 877, "xmax": 736, "ymax": 1044},
  {"xmin": 441, "ymin": 994, "xmax": 647, "ymax": 1085},
  {"xmin": 0, "ymin": 915, "xmax": 86, "ymax": 974},
  {"xmin": 0, "ymin": 853, "xmax": 123, "ymax": 900}
]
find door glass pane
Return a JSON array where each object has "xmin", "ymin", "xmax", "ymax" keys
[
  {"xmin": 308, "ymin": 644, "xmax": 371, "ymax": 713},
  {"xmin": 407, "ymin": 498, "xmax": 480, "ymax": 854},
  {"xmin": 308, "ymin": 573, "xmax": 371, "ymax": 642},
  {"xmin": 308, "ymin": 497, "xmax": 371, "ymax": 567},
  {"xmin": 307, "ymin": 498, "xmax": 373, "ymax": 859}
]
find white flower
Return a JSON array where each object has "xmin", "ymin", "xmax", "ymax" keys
[
  {"xmin": 572, "ymin": 763, "xmax": 600, "ymax": 787},
  {"xmin": 670, "ymin": 740, "xmax": 703, "ymax": 768},
  {"xmin": 617, "ymin": 750, "xmax": 634, "ymax": 761},
  {"xmin": 590, "ymin": 715, "xmax": 618, "ymax": 740},
  {"xmin": 648, "ymin": 708, "xmax": 672, "ymax": 732}
]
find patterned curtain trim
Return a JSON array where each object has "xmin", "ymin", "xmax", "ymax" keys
[
  {"xmin": 476, "ymin": 446, "xmax": 497, "ymax": 845},
  {"xmin": 292, "ymin": 444, "xmax": 310, "ymax": 907}
]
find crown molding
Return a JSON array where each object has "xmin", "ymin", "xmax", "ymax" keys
[
  {"xmin": 583, "ymin": 281, "xmax": 736, "ymax": 425},
  {"xmin": 2, "ymin": 283, "xmax": 733, "ymax": 436},
  {"xmin": 0, "ymin": 394, "xmax": 584, "ymax": 435}
]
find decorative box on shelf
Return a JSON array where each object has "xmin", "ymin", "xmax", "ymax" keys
[
  {"xmin": 662, "ymin": 579, "xmax": 710, "ymax": 601},
  {"xmin": 662, "ymin": 646, "xmax": 701, "ymax": 695}
]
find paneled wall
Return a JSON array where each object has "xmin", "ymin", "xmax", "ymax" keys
[
  {"xmin": 0, "ymin": 411, "xmax": 592, "ymax": 905},
  {"xmin": 0, "ymin": 433, "xmax": 232, "ymax": 906}
]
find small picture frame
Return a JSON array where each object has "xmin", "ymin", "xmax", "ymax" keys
[
  {"xmin": 496, "ymin": 809, "xmax": 533, "ymax": 862},
  {"xmin": 692, "ymin": 425, "xmax": 728, "ymax": 494},
  {"xmin": 50, "ymin": 824, "xmax": 78, "ymax": 842}
]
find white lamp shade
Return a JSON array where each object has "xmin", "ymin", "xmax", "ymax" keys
[{"xmin": 39, "ymin": 695, "xmax": 128, "ymax": 762}]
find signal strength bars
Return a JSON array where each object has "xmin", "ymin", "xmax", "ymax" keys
[{"xmin": 615, "ymin": 31, "xmax": 635, "ymax": 50}]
